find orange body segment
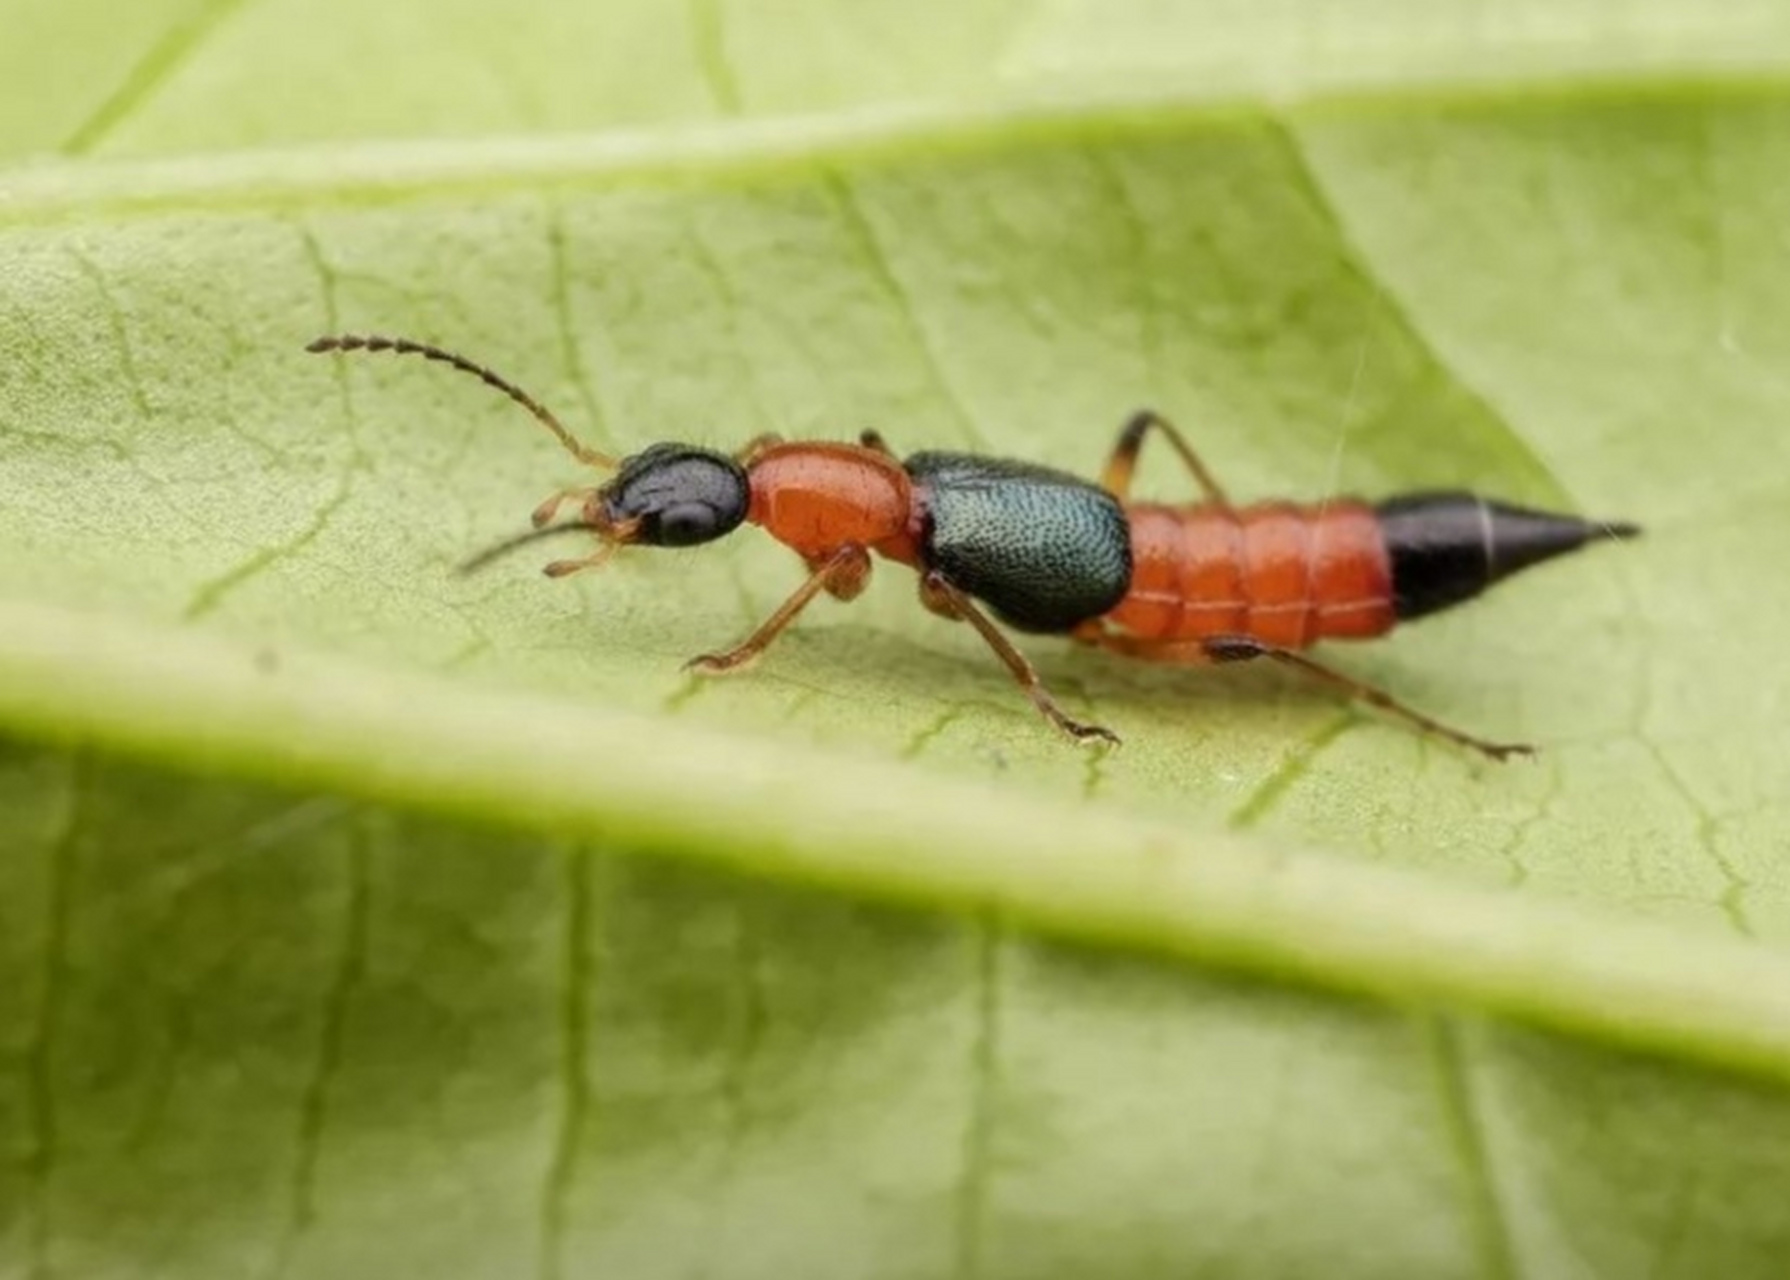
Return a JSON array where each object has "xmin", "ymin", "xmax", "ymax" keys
[
  {"xmin": 744, "ymin": 442, "xmax": 921, "ymax": 565},
  {"xmin": 1104, "ymin": 499, "xmax": 1395, "ymax": 648}
]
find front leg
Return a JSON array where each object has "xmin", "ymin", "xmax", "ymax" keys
[
  {"xmin": 808, "ymin": 549, "xmax": 872, "ymax": 601},
  {"xmin": 529, "ymin": 484, "xmax": 604, "ymax": 528},
  {"xmin": 684, "ymin": 545, "xmax": 871, "ymax": 675}
]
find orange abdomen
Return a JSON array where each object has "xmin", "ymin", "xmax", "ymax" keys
[
  {"xmin": 745, "ymin": 443, "xmax": 921, "ymax": 564},
  {"xmin": 1104, "ymin": 501, "xmax": 1395, "ymax": 647}
]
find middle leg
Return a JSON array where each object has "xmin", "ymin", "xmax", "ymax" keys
[
  {"xmin": 530, "ymin": 485, "xmax": 603, "ymax": 528},
  {"xmin": 920, "ymin": 572, "xmax": 1119, "ymax": 746}
]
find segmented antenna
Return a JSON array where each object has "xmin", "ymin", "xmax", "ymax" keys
[{"xmin": 306, "ymin": 333, "xmax": 615, "ymax": 469}]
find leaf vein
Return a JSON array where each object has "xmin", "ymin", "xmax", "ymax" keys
[
  {"xmin": 274, "ymin": 824, "xmax": 370, "ymax": 1268},
  {"xmin": 1272, "ymin": 120, "xmax": 1573, "ymax": 501},
  {"xmin": 899, "ymin": 706, "xmax": 964, "ymax": 760},
  {"xmin": 715, "ymin": 902, "xmax": 768, "ymax": 1194},
  {"xmin": 822, "ymin": 170, "xmax": 989, "ymax": 449},
  {"xmin": 686, "ymin": 0, "xmax": 744, "ymax": 116},
  {"xmin": 1641, "ymin": 739, "xmax": 1752, "ymax": 937},
  {"xmin": 62, "ymin": 0, "xmax": 256, "ymax": 156},
  {"xmin": 545, "ymin": 207, "xmax": 615, "ymax": 456},
  {"xmin": 1226, "ymin": 712, "xmax": 1354, "ymax": 830},
  {"xmin": 681, "ymin": 210, "xmax": 779, "ymax": 443},
  {"xmin": 23, "ymin": 754, "xmax": 81, "ymax": 1280},
  {"xmin": 955, "ymin": 917, "xmax": 1002, "ymax": 1280},
  {"xmin": 1426, "ymin": 1016, "xmax": 1521, "ymax": 1280},
  {"xmin": 181, "ymin": 475, "xmax": 355, "ymax": 622},
  {"xmin": 67, "ymin": 248, "xmax": 153, "ymax": 423},
  {"xmin": 1085, "ymin": 150, "xmax": 1165, "ymax": 402},
  {"xmin": 537, "ymin": 844, "xmax": 594, "ymax": 1280}
]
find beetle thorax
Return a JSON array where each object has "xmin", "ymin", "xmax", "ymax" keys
[{"xmin": 745, "ymin": 443, "xmax": 922, "ymax": 564}]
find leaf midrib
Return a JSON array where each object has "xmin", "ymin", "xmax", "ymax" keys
[
  {"xmin": 2, "ymin": 594, "xmax": 1789, "ymax": 1090},
  {"xmin": 5, "ymin": 73, "xmax": 1790, "ymax": 227}
]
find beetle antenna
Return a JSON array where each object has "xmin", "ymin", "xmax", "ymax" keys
[
  {"xmin": 456, "ymin": 521, "xmax": 607, "ymax": 576},
  {"xmin": 306, "ymin": 333, "xmax": 616, "ymax": 469}
]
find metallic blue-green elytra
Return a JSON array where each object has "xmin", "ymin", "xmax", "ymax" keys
[{"xmin": 905, "ymin": 451, "xmax": 1133, "ymax": 633}]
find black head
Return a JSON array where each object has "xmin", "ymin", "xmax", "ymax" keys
[{"xmin": 598, "ymin": 443, "xmax": 750, "ymax": 547}]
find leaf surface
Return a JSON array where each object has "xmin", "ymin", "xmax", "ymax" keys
[{"xmin": 5, "ymin": 2, "xmax": 1790, "ymax": 1276}]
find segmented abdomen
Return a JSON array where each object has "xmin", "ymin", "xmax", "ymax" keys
[{"xmin": 1103, "ymin": 501, "xmax": 1395, "ymax": 647}]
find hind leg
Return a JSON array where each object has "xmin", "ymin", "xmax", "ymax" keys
[
  {"xmin": 1100, "ymin": 410, "xmax": 1230, "ymax": 505},
  {"xmin": 1081, "ymin": 628, "xmax": 1532, "ymax": 762}
]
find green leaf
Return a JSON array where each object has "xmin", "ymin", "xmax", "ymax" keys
[{"xmin": 6, "ymin": 2, "xmax": 1790, "ymax": 1275}]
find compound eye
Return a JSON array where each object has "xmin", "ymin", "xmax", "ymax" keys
[{"xmin": 657, "ymin": 502, "xmax": 720, "ymax": 547}]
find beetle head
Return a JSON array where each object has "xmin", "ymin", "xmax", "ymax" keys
[{"xmin": 589, "ymin": 444, "xmax": 750, "ymax": 548}]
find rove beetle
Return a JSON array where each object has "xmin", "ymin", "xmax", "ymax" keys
[{"xmin": 308, "ymin": 334, "xmax": 1639, "ymax": 759}]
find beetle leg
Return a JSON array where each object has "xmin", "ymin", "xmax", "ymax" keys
[
  {"xmin": 808, "ymin": 549, "xmax": 872, "ymax": 601},
  {"xmin": 1084, "ymin": 629, "xmax": 1531, "ymax": 761},
  {"xmin": 1199, "ymin": 636, "xmax": 1532, "ymax": 760},
  {"xmin": 530, "ymin": 486, "xmax": 604, "ymax": 527},
  {"xmin": 859, "ymin": 428, "xmax": 896, "ymax": 456},
  {"xmin": 919, "ymin": 571, "xmax": 1120, "ymax": 747},
  {"xmin": 1100, "ymin": 410, "xmax": 1230, "ymax": 506},
  {"xmin": 541, "ymin": 539, "xmax": 622, "ymax": 580},
  {"xmin": 684, "ymin": 544, "xmax": 870, "ymax": 674}
]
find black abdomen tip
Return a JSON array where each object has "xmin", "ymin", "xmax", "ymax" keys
[{"xmin": 1376, "ymin": 491, "xmax": 1639, "ymax": 621}]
